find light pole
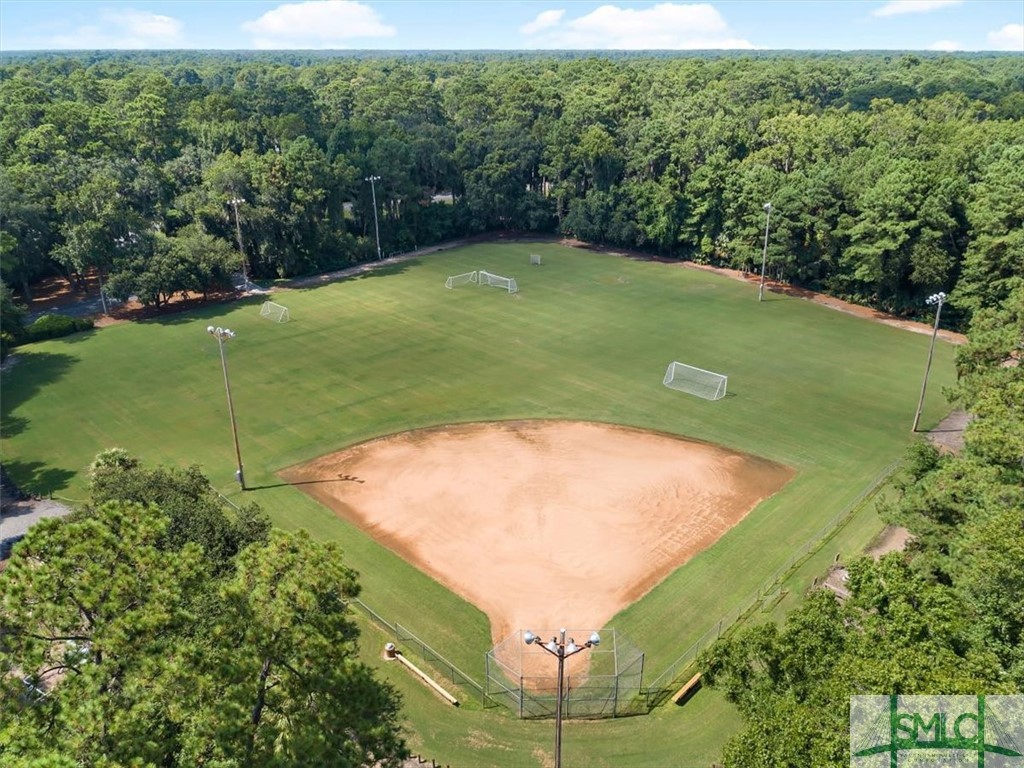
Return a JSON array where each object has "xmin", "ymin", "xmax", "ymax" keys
[
  {"xmin": 227, "ymin": 197, "xmax": 249, "ymax": 285},
  {"xmin": 758, "ymin": 202, "xmax": 773, "ymax": 302},
  {"xmin": 206, "ymin": 326, "xmax": 245, "ymax": 490},
  {"xmin": 365, "ymin": 175, "xmax": 382, "ymax": 260},
  {"xmin": 523, "ymin": 628, "xmax": 600, "ymax": 768},
  {"xmin": 912, "ymin": 292, "xmax": 947, "ymax": 433}
]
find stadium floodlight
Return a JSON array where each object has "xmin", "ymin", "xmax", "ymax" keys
[
  {"xmin": 523, "ymin": 628, "xmax": 600, "ymax": 768},
  {"xmin": 227, "ymin": 197, "xmax": 249, "ymax": 283},
  {"xmin": 912, "ymin": 292, "xmax": 947, "ymax": 433},
  {"xmin": 206, "ymin": 326, "xmax": 245, "ymax": 490},
  {"xmin": 758, "ymin": 202, "xmax": 773, "ymax": 302},
  {"xmin": 365, "ymin": 175, "xmax": 382, "ymax": 260}
]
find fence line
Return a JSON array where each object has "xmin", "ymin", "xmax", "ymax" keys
[
  {"xmin": 351, "ymin": 598, "xmax": 488, "ymax": 706},
  {"xmin": 216, "ymin": 491, "xmax": 242, "ymax": 511},
  {"xmin": 640, "ymin": 460, "xmax": 900, "ymax": 705}
]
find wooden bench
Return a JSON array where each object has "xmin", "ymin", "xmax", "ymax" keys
[{"xmin": 673, "ymin": 672, "xmax": 702, "ymax": 705}]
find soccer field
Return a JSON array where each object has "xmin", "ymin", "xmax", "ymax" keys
[{"xmin": 0, "ymin": 241, "xmax": 958, "ymax": 765}]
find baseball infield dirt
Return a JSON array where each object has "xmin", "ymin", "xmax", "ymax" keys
[{"xmin": 280, "ymin": 421, "xmax": 793, "ymax": 651}]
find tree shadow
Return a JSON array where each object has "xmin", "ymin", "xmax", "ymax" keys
[
  {"xmin": 0, "ymin": 413, "xmax": 29, "ymax": 438},
  {"xmin": 1, "ymin": 351, "xmax": 78, "ymax": 435},
  {"xmin": 141, "ymin": 295, "xmax": 271, "ymax": 327},
  {"xmin": 287, "ymin": 259, "xmax": 420, "ymax": 294},
  {"xmin": 349, "ymin": 260, "xmax": 420, "ymax": 280},
  {"xmin": 44, "ymin": 328, "xmax": 99, "ymax": 344},
  {"xmin": 0, "ymin": 459, "xmax": 77, "ymax": 498}
]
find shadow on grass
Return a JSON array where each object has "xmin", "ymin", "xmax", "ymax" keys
[
  {"xmin": 248, "ymin": 474, "xmax": 364, "ymax": 491},
  {"xmin": 1, "ymin": 351, "xmax": 78, "ymax": 437},
  {"xmin": 145, "ymin": 295, "xmax": 269, "ymax": 327},
  {"xmin": 1, "ymin": 413, "xmax": 29, "ymax": 438},
  {"xmin": 349, "ymin": 260, "xmax": 420, "ymax": 280},
  {"xmin": 288, "ymin": 259, "xmax": 421, "ymax": 294},
  {"xmin": 45, "ymin": 328, "xmax": 100, "ymax": 344},
  {"xmin": 1, "ymin": 458, "xmax": 77, "ymax": 498}
]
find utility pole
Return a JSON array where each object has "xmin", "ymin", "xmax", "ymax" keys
[
  {"xmin": 365, "ymin": 175, "xmax": 382, "ymax": 260},
  {"xmin": 228, "ymin": 197, "xmax": 249, "ymax": 285},
  {"xmin": 758, "ymin": 202, "xmax": 773, "ymax": 302},
  {"xmin": 912, "ymin": 292, "xmax": 947, "ymax": 433},
  {"xmin": 206, "ymin": 326, "xmax": 245, "ymax": 490}
]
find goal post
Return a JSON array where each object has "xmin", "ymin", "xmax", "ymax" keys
[
  {"xmin": 663, "ymin": 361, "xmax": 728, "ymax": 401},
  {"xmin": 478, "ymin": 270, "xmax": 518, "ymax": 294},
  {"xmin": 530, "ymin": 254, "xmax": 542, "ymax": 266},
  {"xmin": 445, "ymin": 271, "xmax": 478, "ymax": 289},
  {"xmin": 259, "ymin": 301, "xmax": 290, "ymax": 323}
]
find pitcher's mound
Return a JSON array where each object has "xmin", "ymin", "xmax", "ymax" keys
[{"xmin": 280, "ymin": 421, "xmax": 793, "ymax": 642}]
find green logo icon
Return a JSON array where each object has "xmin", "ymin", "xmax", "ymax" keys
[{"xmin": 851, "ymin": 695, "xmax": 1024, "ymax": 767}]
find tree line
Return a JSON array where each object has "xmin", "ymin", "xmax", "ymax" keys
[
  {"xmin": 1, "ymin": 51, "xmax": 1022, "ymax": 327},
  {"xmin": 699, "ymin": 282, "xmax": 1024, "ymax": 766}
]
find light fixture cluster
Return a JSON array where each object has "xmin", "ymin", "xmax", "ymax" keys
[
  {"xmin": 926, "ymin": 292, "xmax": 947, "ymax": 306},
  {"xmin": 206, "ymin": 326, "xmax": 235, "ymax": 340},
  {"xmin": 523, "ymin": 629, "xmax": 601, "ymax": 656}
]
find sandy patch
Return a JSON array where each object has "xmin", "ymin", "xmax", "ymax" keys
[{"xmin": 281, "ymin": 421, "xmax": 792, "ymax": 648}]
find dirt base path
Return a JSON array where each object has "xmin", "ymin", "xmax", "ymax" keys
[{"xmin": 282, "ymin": 421, "xmax": 793, "ymax": 663}]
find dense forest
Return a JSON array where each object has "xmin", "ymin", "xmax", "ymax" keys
[{"xmin": 1, "ymin": 51, "xmax": 1022, "ymax": 328}]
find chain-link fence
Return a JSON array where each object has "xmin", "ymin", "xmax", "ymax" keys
[
  {"xmin": 352, "ymin": 598, "xmax": 487, "ymax": 706},
  {"xmin": 486, "ymin": 628, "xmax": 645, "ymax": 719}
]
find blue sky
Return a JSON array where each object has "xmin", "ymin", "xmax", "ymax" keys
[{"xmin": 1, "ymin": 1, "xmax": 1022, "ymax": 52}]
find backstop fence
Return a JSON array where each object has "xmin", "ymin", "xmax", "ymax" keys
[{"xmin": 485, "ymin": 628, "xmax": 645, "ymax": 719}]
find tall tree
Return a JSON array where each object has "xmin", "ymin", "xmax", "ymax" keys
[
  {"xmin": 0, "ymin": 502, "xmax": 205, "ymax": 766},
  {"xmin": 177, "ymin": 530, "xmax": 408, "ymax": 767}
]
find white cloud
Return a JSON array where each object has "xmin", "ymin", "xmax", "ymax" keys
[
  {"xmin": 520, "ymin": 10, "xmax": 566, "ymax": 35},
  {"xmin": 927, "ymin": 40, "xmax": 962, "ymax": 51},
  {"xmin": 987, "ymin": 23, "xmax": 1024, "ymax": 51},
  {"xmin": 521, "ymin": 3, "xmax": 754, "ymax": 50},
  {"xmin": 872, "ymin": 1, "xmax": 962, "ymax": 18},
  {"xmin": 241, "ymin": 0, "xmax": 395, "ymax": 49},
  {"xmin": 44, "ymin": 8, "xmax": 184, "ymax": 49}
]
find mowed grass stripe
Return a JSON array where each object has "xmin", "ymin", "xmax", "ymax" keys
[{"xmin": 0, "ymin": 242, "xmax": 957, "ymax": 765}]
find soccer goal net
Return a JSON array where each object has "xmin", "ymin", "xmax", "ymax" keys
[
  {"xmin": 663, "ymin": 361, "xmax": 728, "ymax": 401},
  {"xmin": 530, "ymin": 254, "xmax": 542, "ymax": 266},
  {"xmin": 259, "ymin": 301, "xmax": 290, "ymax": 323},
  {"xmin": 445, "ymin": 271, "xmax": 478, "ymax": 289},
  {"xmin": 478, "ymin": 270, "xmax": 518, "ymax": 294}
]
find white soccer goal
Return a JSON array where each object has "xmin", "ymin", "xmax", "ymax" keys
[
  {"xmin": 663, "ymin": 361, "xmax": 728, "ymax": 401},
  {"xmin": 445, "ymin": 271, "xmax": 478, "ymax": 289},
  {"xmin": 259, "ymin": 301, "xmax": 290, "ymax": 323},
  {"xmin": 530, "ymin": 254, "xmax": 542, "ymax": 266},
  {"xmin": 478, "ymin": 270, "xmax": 519, "ymax": 294}
]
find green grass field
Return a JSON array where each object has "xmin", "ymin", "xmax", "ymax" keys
[{"xmin": 0, "ymin": 242, "xmax": 958, "ymax": 766}]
